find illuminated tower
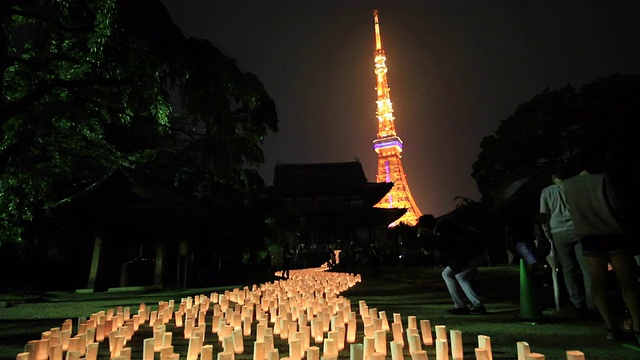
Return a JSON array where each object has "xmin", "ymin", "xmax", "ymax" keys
[{"xmin": 371, "ymin": 9, "xmax": 422, "ymax": 227}]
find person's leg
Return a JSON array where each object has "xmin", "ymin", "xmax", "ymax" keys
[
  {"xmin": 455, "ymin": 252, "xmax": 486, "ymax": 307},
  {"xmin": 515, "ymin": 242, "xmax": 537, "ymax": 265},
  {"xmin": 553, "ymin": 230, "xmax": 586, "ymax": 309},
  {"xmin": 573, "ymin": 240, "xmax": 594, "ymax": 310},
  {"xmin": 583, "ymin": 255, "xmax": 618, "ymax": 330},
  {"xmin": 610, "ymin": 254, "xmax": 640, "ymax": 333},
  {"xmin": 442, "ymin": 266, "xmax": 467, "ymax": 309}
]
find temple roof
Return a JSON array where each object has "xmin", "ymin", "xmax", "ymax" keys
[
  {"xmin": 271, "ymin": 161, "xmax": 394, "ymax": 206},
  {"xmin": 273, "ymin": 161, "xmax": 368, "ymax": 186}
]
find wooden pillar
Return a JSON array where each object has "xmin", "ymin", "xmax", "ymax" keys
[
  {"xmin": 86, "ymin": 235, "xmax": 103, "ymax": 290},
  {"xmin": 154, "ymin": 240, "xmax": 164, "ymax": 287}
]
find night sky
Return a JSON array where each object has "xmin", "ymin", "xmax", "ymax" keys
[{"xmin": 159, "ymin": 0, "xmax": 640, "ymax": 217}]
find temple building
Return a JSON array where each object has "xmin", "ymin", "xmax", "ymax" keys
[{"xmin": 268, "ymin": 160, "xmax": 406, "ymax": 265}]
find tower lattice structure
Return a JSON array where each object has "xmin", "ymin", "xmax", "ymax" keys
[{"xmin": 371, "ymin": 9, "xmax": 422, "ymax": 227}]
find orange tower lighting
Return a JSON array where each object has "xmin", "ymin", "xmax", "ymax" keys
[{"xmin": 371, "ymin": 9, "xmax": 423, "ymax": 227}]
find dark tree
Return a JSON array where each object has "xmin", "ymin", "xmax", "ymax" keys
[
  {"xmin": 471, "ymin": 74, "xmax": 640, "ymax": 204},
  {"xmin": 0, "ymin": 0, "xmax": 278, "ymax": 249}
]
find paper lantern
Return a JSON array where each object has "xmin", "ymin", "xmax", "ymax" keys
[
  {"xmin": 435, "ymin": 339, "xmax": 448, "ymax": 360},
  {"xmin": 449, "ymin": 330, "xmax": 462, "ymax": 360},
  {"xmin": 565, "ymin": 350, "xmax": 585, "ymax": 360},
  {"xmin": 419, "ymin": 320, "xmax": 432, "ymax": 346},
  {"xmin": 349, "ymin": 344, "xmax": 363, "ymax": 360},
  {"xmin": 477, "ymin": 335, "xmax": 492, "ymax": 360}
]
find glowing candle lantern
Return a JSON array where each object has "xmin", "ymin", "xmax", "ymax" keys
[
  {"xmin": 373, "ymin": 330, "xmax": 387, "ymax": 356},
  {"xmin": 516, "ymin": 342, "xmax": 530, "ymax": 360},
  {"xmin": 280, "ymin": 318, "xmax": 289, "ymax": 339},
  {"xmin": 364, "ymin": 324, "xmax": 374, "ymax": 339},
  {"xmin": 477, "ymin": 335, "xmax": 492, "ymax": 360},
  {"xmin": 350, "ymin": 344, "xmax": 363, "ymax": 360},
  {"xmin": 143, "ymin": 339, "xmax": 154, "ymax": 360},
  {"xmin": 49, "ymin": 344, "xmax": 63, "ymax": 360},
  {"xmin": 449, "ymin": 330, "xmax": 462, "ymax": 360},
  {"xmin": 154, "ymin": 329, "xmax": 165, "ymax": 351},
  {"xmin": 300, "ymin": 325, "xmax": 311, "ymax": 351},
  {"xmin": 322, "ymin": 312, "xmax": 331, "ymax": 333},
  {"xmin": 336, "ymin": 325, "xmax": 346, "ymax": 351},
  {"xmin": 267, "ymin": 348, "xmax": 280, "ymax": 360},
  {"xmin": 362, "ymin": 316, "xmax": 372, "ymax": 328},
  {"xmin": 407, "ymin": 316, "xmax": 417, "ymax": 330},
  {"xmin": 187, "ymin": 336, "xmax": 202, "ymax": 360},
  {"xmin": 112, "ymin": 335, "xmax": 126, "ymax": 358},
  {"xmin": 435, "ymin": 326, "xmax": 447, "ymax": 341},
  {"xmin": 60, "ymin": 330, "xmax": 71, "ymax": 351},
  {"xmin": 257, "ymin": 323, "xmax": 266, "ymax": 342},
  {"xmin": 525, "ymin": 354, "xmax": 545, "ymax": 360},
  {"xmin": 254, "ymin": 341, "xmax": 266, "ymax": 360},
  {"xmin": 308, "ymin": 346, "xmax": 320, "ymax": 360},
  {"xmin": 287, "ymin": 321, "xmax": 298, "ymax": 339},
  {"xmin": 34, "ymin": 339, "xmax": 49, "ymax": 360},
  {"xmin": 475, "ymin": 348, "xmax": 490, "ymax": 360},
  {"xmin": 393, "ymin": 314, "xmax": 403, "ymax": 332},
  {"xmin": 68, "ymin": 336, "xmax": 79, "ymax": 354},
  {"xmin": 312, "ymin": 319, "xmax": 323, "ymax": 344},
  {"xmin": 435, "ymin": 339, "xmax": 448, "ymax": 360},
  {"xmin": 163, "ymin": 332, "xmax": 172, "ymax": 348},
  {"xmin": 379, "ymin": 311, "xmax": 390, "ymax": 331},
  {"xmin": 363, "ymin": 336, "xmax": 375, "ymax": 360},
  {"xmin": 66, "ymin": 350, "xmax": 81, "ymax": 360},
  {"xmin": 16, "ymin": 353, "xmax": 29, "ymax": 360},
  {"xmin": 243, "ymin": 316, "xmax": 252, "ymax": 336},
  {"xmin": 233, "ymin": 313, "xmax": 242, "ymax": 331},
  {"xmin": 290, "ymin": 339, "xmax": 302, "ymax": 360},
  {"xmin": 372, "ymin": 318, "xmax": 382, "ymax": 332},
  {"xmin": 218, "ymin": 352, "xmax": 234, "ymax": 360},
  {"xmin": 232, "ymin": 329, "xmax": 244, "ymax": 354},
  {"xmin": 265, "ymin": 333, "xmax": 274, "ymax": 351},
  {"xmin": 419, "ymin": 320, "xmax": 432, "ymax": 346},
  {"xmin": 370, "ymin": 353, "xmax": 384, "ymax": 360},
  {"xmin": 392, "ymin": 322, "xmax": 404, "ymax": 347},
  {"xmin": 160, "ymin": 347, "xmax": 174, "ymax": 360},
  {"xmin": 86, "ymin": 342, "xmax": 99, "ymax": 360},
  {"xmin": 412, "ymin": 350, "xmax": 428, "ymax": 360},
  {"xmin": 299, "ymin": 313, "xmax": 309, "ymax": 328},
  {"xmin": 96, "ymin": 323, "xmax": 105, "ymax": 343},
  {"xmin": 222, "ymin": 336, "xmax": 234, "ymax": 360},
  {"xmin": 274, "ymin": 316, "xmax": 282, "ymax": 336},
  {"xmin": 563, "ymin": 351, "xmax": 584, "ymax": 360},
  {"xmin": 200, "ymin": 345, "xmax": 213, "ymax": 360},
  {"xmin": 407, "ymin": 333, "xmax": 422, "ymax": 355},
  {"xmin": 389, "ymin": 341, "xmax": 403, "ymax": 360},
  {"xmin": 346, "ymin": 318, "xmax": 357, "ymax": 344},
  {"xmin": 323, "ymin": 338, "xmax": 336, "ymax": 357},
  {"xmin": 120, "ymin": 347, "xmax": 131, "ymax": 360}
]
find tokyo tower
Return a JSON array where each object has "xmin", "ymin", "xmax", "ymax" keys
[{"xmin": 371, "ymin": 9, "xmax": 422, "ymax": 227}]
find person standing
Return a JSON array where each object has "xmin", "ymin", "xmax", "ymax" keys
[
  {"xmin": 539, "ymin": 164, "xmax": 593, "ymax": 318},
  {"xmin": 563, "ymin": 155, "xmax": 640, "ymax": 341},
  {"xmin": 281, "ymin": 242, "xmax": 293, "ymax": 279},
  {"xmin": 418, "ymin": 214, "xmax": 488, "ymax": 315}
]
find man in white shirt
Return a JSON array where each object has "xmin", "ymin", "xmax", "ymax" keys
[{"xmin": 540, "ymin": 164, "xmax": 593, "ymax": 317}]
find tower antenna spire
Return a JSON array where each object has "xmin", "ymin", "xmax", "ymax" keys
[
  {"xmin": 374, "ymin": 9, "xmax": 382, "ymax": 50},
  {"xmin": 371, "ymin": 9, "xmax": 423, "ymax": 227}
]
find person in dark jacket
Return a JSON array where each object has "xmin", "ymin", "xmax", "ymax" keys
[{"xmin": 418, "ymin": 214, "xmax": 488, "ymax": 315}]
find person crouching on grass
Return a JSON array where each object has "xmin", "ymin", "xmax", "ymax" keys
[{"xmin": 418, "ymin": 214, "xmax": 488, "ymax": 315}]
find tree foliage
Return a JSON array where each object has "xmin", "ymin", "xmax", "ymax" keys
[
  {"xmin": 0, "ymin": 0, "xmax": 278, "ymax": 246},
  {"xmin": 472, "ymin": 74, "xmax": 640, "ymax": 204}
]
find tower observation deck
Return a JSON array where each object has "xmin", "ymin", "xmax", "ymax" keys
[{"xmin": 371, "ymin": 9, "xmax": 422, "ymax": 227}]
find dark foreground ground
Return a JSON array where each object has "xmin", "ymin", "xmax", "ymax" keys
[{"xmin": 1, "ymin": 264, "xmax": 639, "ymax": 360}]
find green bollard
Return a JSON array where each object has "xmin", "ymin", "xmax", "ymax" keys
[{"xmin": 519, "ymin": 258, "xmax": 543, "ymax": 322}]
